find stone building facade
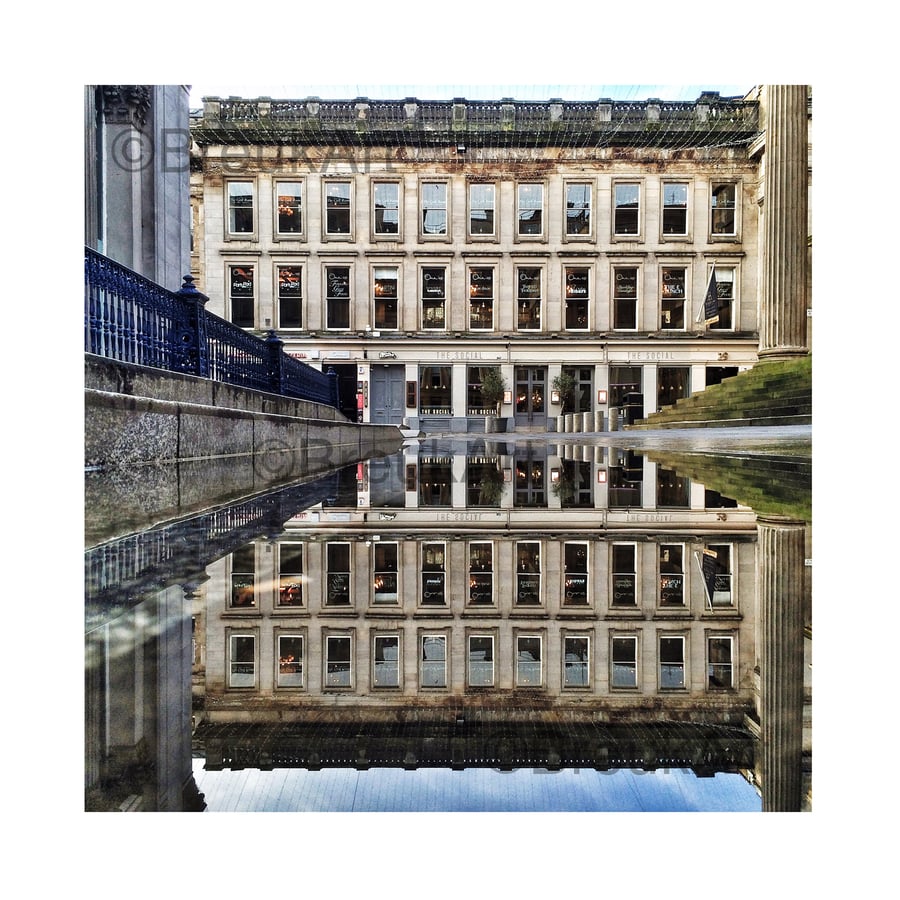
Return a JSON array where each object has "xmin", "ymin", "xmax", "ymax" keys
[{"xmin": 189, "ymin": 90, "xmax": 774, "ymax": 431}]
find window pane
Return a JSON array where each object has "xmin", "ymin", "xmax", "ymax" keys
[
  {"xmin": 566, "ymin": 183, "xmax": 591, "ymax": 235},
  {"xmin": 611, "ymin": 637, "xmax": 637, "ymax": 688},
  {"xmin": 374, "ymin": 636, "xmax": 400, "ymax": 687},
  {"xmin": 326, "ymin": 636, "xmax": 351, "ymax": 686},
  {"xmin": 228, "ymin": 182, "xmax": 253, "ymax": 233},
  {"xmin": 614, "ymin": 184, "xmax": 639, "ymax": 234},
  {"xmin": 421, "ymin": 635, "xmax": 447, "ymax": 687},
  {"xmin": 326, "ymin": 182, "xmax": 351, "ymax": 234},
  {"xmin": 277, "ymin": 266, "xmax": 302, "ymax": 328},
  {"xmin": 276, "ymin": 183, "xmax": 302, "ymax": 234},
  {"xmin": 374, "ymin": 183, "xmax": 399, "ymax": 234},
  {"xmin": 516, "ymin": 637, "xmax": 542, "ymax": 686},
  {"xmin": 564, "ymin": 637, "xmax": 589, "ymax": 686},
  {"xmin": 469, "ymin": 636, "xmax": 493, "ymax": 685},
  {"xmin": 278, "ymin": 636, "xmax": 304, "ymax": 687}
]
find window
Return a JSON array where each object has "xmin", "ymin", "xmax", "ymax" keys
[
  {"xmin": 657, "ymin": 465, "xmax": 690, "ymax": 508},
  {"xmin": 659, "ymin": 635, "xmax": 686, "ymax": 689},
  {"xmin": 613, "ymin": 267, "xmax": 638, "ymax": 330},
  {"xmin": 609, "ymin": 366, "xmax": 642, "ymax": 407},
  {"xmin": 418, "ymin": 367, "xmax": 452, "ymax": 415},
  {"xmin": 565, "ymin": 182, "xmax": 592, "ymax": 236},
  {"xmin": 421, "ymin": 542, "xmax": 446, "ymax": 605},
  {"xmin": 662, "ymin": 182, "xmax": 689, "ymax": 236},
  {"xmin": 660, "ymin": 267, "xmax": 686, "ymax": 329},
  {"xmin": 514, "ymin": 452, "xmax": 546, "ymax": 508},
  {"xmin": 230, "ymin": 544, "xmax": 256, "ymax": 608},
  {"xmin": 658, "ymin": 366, "xmax": 690, "ymax": 408},
  {"xmin": 373, "ymin": 182, "xmax": 400, "ymax": 235},
  {"xmin": 517, "ymin": 183, "xmax": 543, "ymax": 236},
  {"xmin": 420, "ymin": 634, "xmax": 447, "ymax": 687},
  {"xmin": 468, "ymin": 634, "xmax": 494, "ymax": 686},
  {"xmin": 516, "ymin": 266, "xmax": 542, "ymax": 331},
  {"xmin": 611, "ymin": 543, "xmax": 637, "ymax": 607},
  {"xmin": 467, "ymin": 365, "xmax": 500, "ymax": 416},
  {"xmin": 608, "ymin": 447, "xmax": 643, "ymax": 509},
  {"xmin": 516, "ymin": 635, "xmax": 543, "ymax": 686},
  {"xmin": 418, "ymin": 455, "xmax": 452, "ymax": 506},
  {"xmin": 227, "ymin": 181, "xmax": 254, "ymax": 235},
  {"xmin": 468, "ymin": 542, "xmax": 493, "ymax": 605},
  {"xmin": 563, "ymin": 636, "xmax": 590, "ymax": 687},
  {"xmin": 613, "ymin": 183, "xmax": 640, "ymax": 235},
  {"xmin": 711, "ymin": 183, "xmax": 737, "ymax": 236},
  {"xmin": 275, "ymin": 181, "xmax": 302, "ymax": 236},
  {"xmin": 228, "ymin": 265, "xmax": 255, "ymax": 329},
  {"xmin": 658, "ymin": 543, "xmax": 685, "ymax": 607},
  {"xmin": 325, "ymin": 181, "xmax": 352, "ymax": 235},
  {"xmin": 373, "ymin": 542, "xmax": 399, "ymax": 604},
  {"xmin": 421, "ymin": 181, "xmax": 448, "ymax": 236},
  {"xmin": 373, "ymin": 266, "xmax": 399, "ymax": 330},
  {"xmin": 373, "ymin": 634, "xmax": 400, "ymax": 687},
  {"xmin": 564, "ymin": 267, "xmax": 590, "ymax": 330},
  {"xmin": 515, "ymin": 541, "xmax": 541, "ymax": 605},
  {"xmin": 610, "ymin": 635, "xmax": 638, "ymax": 688},
  {"xmin": 326, "ymin": 542, "xmax": 351, "ymax": 606},
  {"xmin": 707, "ymin": 635, "xmax": 734, "ymax": 689},
  {"xmin": 556, "ymin": 458, "xmax": 593, "ymax": 508},
  {"xmin": 706, "ymin": 544, "xmax": 734, "ymax": 607},
  {"xmin": 277, "ymin": 634, "xmax": 304, "ymax": 688},
  {"xmin": 469, "ymin": 266, "xmax": 494, "ymax": 330},
  {"xmin": 560, "ymin": 365, "xmax": 593, "ymax": 415},
  {"xmin": 466, "ymin": 455, "xmax": 503, "ymax": 507},
  {"xmin": 709, "ymin": 267, "xmax": 735, "ymax": 330},
  {"xmin": 228, "ymin": 633, "xmax": 256, "ymax": 688},
  {"xmin": 421, "ymin": 266, "xmax": 446, "ymax": 329},
  {"xmin": 563, "ymin": 542, "xmax": 589, "ymax": 605},
  {"xmin": 277, "ymin": 543, "xmax": 303, "ymax": 607},
  {"xmin": 276, "ymin": 265, "xmax": 302, "ymax": 329},
  {"xmin": 325, "ymin": 266, "xmax": 351, "ymax": 330},
  {"xmin": 325, "ymin": 634, "xmax": 352, "ymax": 688},
  {"xmin": 469, "ymin": 183, "xmax": 496, "ymax": 237}
]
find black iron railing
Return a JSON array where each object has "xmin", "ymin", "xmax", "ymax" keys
[{"xmin": 85, "ymin": 247, "xmax": 339, "ymax": 407}]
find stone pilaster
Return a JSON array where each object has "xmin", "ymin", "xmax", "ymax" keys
[
  {"xmin": 759, "ymin": 85, "xmax": 809, "ymax": 359},
  {"xmin": 757, "ymin": 515, "xmax": 806, "ymax": 811}
]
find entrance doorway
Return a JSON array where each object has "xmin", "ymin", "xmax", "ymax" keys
[
  {"xmin": 514, "ymin": 366, "xmax": 546, "ymax": 427},
  {"xmin": 329, "ymin": 363, "xmax": 359, "ymax": 422},
  {"xmin": 370, "ymin": 365, "xmax": 405, "ymax": 425}
]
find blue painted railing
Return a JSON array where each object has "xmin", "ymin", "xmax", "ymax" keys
[{"xmin": 84, "ymin": 247, "xmax": 339, "ymax": 408}]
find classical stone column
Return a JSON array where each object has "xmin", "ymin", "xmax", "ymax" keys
[
  {"xmin": 759, "ymin": 85, "xmax": 809, "ymax": 359},
  {"xmin": 757, "ymin": 515, "xmax": 806, "ymax": 811}
]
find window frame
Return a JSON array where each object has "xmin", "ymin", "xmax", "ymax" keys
[
  {"xmin": 420, "ymin": 264, "xmax": 448, "ymax": 331},
  {"xmin": 225, "ymin": 179, "xmax": 255, "ymax": 239},
  {"xmin": 660, "ymin": 179, "xmax": 691, "ymax": 240},
  {"xmin": 610, "ymin": 542, "xmax": 638, "ymax": 609},
  {"xmin": 658, "ymin": 632, "xmax": 687, "ymax": 691},
  {"xmin": 563, "ymin": 540, "xmax": 590, "ymax": 606},
  {"xmin": 468, "ymin": 264, "xmax": 495, "ymax": 331},
  {"xmin": 420, "ymin": 541, "xmax": 447, "ymax": 607},
  {"xmin": 372, "ymin": 631, "xmax": 402, "ymax": 689},
  {"xmin": 515, "ymin": 264, "xmax": 544, "ymax": 332},
  {"xmin": 659, "ymin": 264, "xmax": 689, "ymax": 331},
  {"xmin": 468, "ymin": 181, "xmax": 498, "ymax": 240},
  {"xmin": 709, "ymin": 180, "xmax": 740, "ymax": 240},
  {"xmin": 612, "ymin": 264, "xmax": 640, "ymax": 331},
  {"xmin": 324, "ymin": 264, "xmax": 352, "ymax": 331},
  {"xmin": 466, "ymin": 631, "xmax": 496, "ymax": 687},
  {"xmin": 707, "ymin": 263, "xmax": 738, "ymax": 331},
  {"xmin": 275, "ymin": 630, "xmax": 306, "ymax": 690},
  {"xmin": 227, "ymin": 630, "xmax": 258, "ymax": 689},
  {"xmin": 372, "ymin": 540, "xmax": 400, "ymax": 605},
  {"xmin": 658, "ymin": 542, "xmax": 686, "ymax": 608},
  {"xmin": 563, "ymin": 180, "xmax": 593, "ymax": 241},
  {"xmin": 419, "ymin": 631, "xmax": 449, "ymax": 689},
  {"xmin": 706, "ymin": 632, "xmax": 735, "ymax": 690},
  {"xmin": 514, "ymin": 632, "xmax": 544, "ymax": 688},
  {"xmin": 514, "ymin": 540, "xmax": 542, "ymax": 606},
  {"xmin": 229, "ymin": 543, "xmax": 257, "ymax": 610},
  {"xmin": 372, "ymin": 264, "xmax": 400, "ymax": 331},
  {"xmin": 612, "ymin": 179, "xmax": 643, "ymax": 240},
  {"xmin": 323, "ymin": 631, "xmax": 354, "ymax": 690},
  {"xmin": 562, "ymin": 633, "xmax": 591, "ymax": 689},
  {"xmin": 322, "ymin": 178, "xmax": 354, "ymax": 240},
  {"xmin": 275, "ymin": 263, "xmax": 304, "ymax": 330},
  {"xmin": 419, "ymin": 179, "xmax": 450, "ymax": 240},
  {"xmin": 372, "ymin": 180, "xmax": 402, "ymax": 239},
  {"xmin": 273, "ymin": 179, "xmax": 304, "ymax": 239},
  {"xmin": 467, "ymin": 540, "xmax": 494, "ymax": 607},
  {"xmin": 705, "ymin": 542, "xmax": 735, "ymax": 609},
  {"xmin": 325, "ymin": 541, "xmax": 352, "ymax": 607},
  {"xmin": 515, "ymin": 181, "xmax": 546, "ymax": 240},
  {"xmin": 227, "ymin": 263, "xmax": 256, "ymax": 330},
  {"xmin": 563, "ymin": 265, "xmax": 591, "ymax": 331},
  {"xmin": 276, "ymin": 541, "xmax": 304, "ymax": 609},
  {"xmin": 610, "ymin": 633, "xmax": 639, "ymax": 690}
]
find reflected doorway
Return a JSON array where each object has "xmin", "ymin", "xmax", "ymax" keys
[{"xmin": 514, "ymin": 366, "xmax": 546, "ymax": 427}]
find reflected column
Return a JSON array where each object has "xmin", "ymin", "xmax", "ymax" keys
[{"xmin": 757, "ymin": 515, "xmax": 806, "ymax": 811}]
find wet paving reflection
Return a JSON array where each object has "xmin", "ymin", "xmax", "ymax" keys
[{"xmin": 84, "ymin": 433, "xmax": 811, "ymax": 812}]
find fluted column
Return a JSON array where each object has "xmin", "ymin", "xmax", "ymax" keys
[
  {"xmin": 759, "ymin": 85, "xmax": 809, "ymax": 359},
  {"xmin": 757, "ymin": 515, "xmax": 806, "ymax": 811}
]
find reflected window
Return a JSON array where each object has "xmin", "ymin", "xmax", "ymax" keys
[
  {"xmin": 658, "ymin": 543, "xmax": 685, "ymax": 607},
  {"xmin": 565, "ymin": 182, "xmax": 591, "ymax": 236},
  {"xmin": 373, "ymin": 266, "xmax": 399, "ymax": 330},
  {"xmin": 611, "ymin": 543, "xmax": 637, "ymax": 607},
  {"xmin": 373, "ymin": 542, "xmax": 399, "ymax": 604},
  {"xmin": 325, "ymin": 634, "xmax": 352, "ymax": 688},
  {"xmin": 613, "ymin": 183, "xmax": 640, "ymax": 235},
  {"xmin": 418, "ymin": 455, "xmax": 452, "ymax": 507},
  {"xmin": 517, "ymin": 183, "xmax": 543, "ymax": 236},
  {"xmin": 466, "ymin": 457, "xmax": 504, "ymax": 507},
  {"xmin": 469, "ymin": 183, "xmax": 496, "ymax": 236},
  {"xmin": 660, "ymin": 267, "xmax": 686, "ymax": 329},
  {"xmin": 228, "ymin": 633, "xmax": 256, "ymax": 688},
  {"xmin": 276, "ymin": 265, "xmax": 303, "ymax": 329},
  {"xmin": 325, "ymin": 181, "xmax": 351, "ymax": 235},
  {"xmin": 468, "ymin": 542, "xmax": 494, "ymax": 605},
  {"xmin": 611, "ymin": 635, "xmax": 638, "ymax": 688},
  {"xmin": 514, "ymin": 455, "xmax": 545, "ymax": 508},
  {"xmin": 609, "ymin": 448, "xmax": 643, "ymax": 508},
  {"xmin": 469, "ymin": 266, "xmax": 494, "ymax": 330},
  {"xmin": 556, "ymin": 458, "xmax": 593, "ymax": 507},
  {"xmin": 325, "ymin": 266, "xmax": 351, "ymax": 330},
  {"xmin": 564, "ymin": 542, "xmax": 589, "ymax": 605},
  {"xmin": 326, "ymin": 542, "xmax": 351, "ymax": 606},
  {"xmin": 468, "ymin": 634, "xmax": 494, "ymax": 686},
  {"xmin": 711, "ymin": 183, "xmax": 737, "ymax": 236},
  {"xmin": 277, "ymin": 543, "xmax": 303, "ymax": 607},
  {"xmin": 277, "ymin": 634, "xmax": 304, "ymax": 688},
  {"xmin": 613, "ymin": 266, "xmax": 638, "ymax": 330},
  {"xmin": 659, "ymin": 635, "xmax": 686, "ymax": 689},
  {"xmin": 373, "ymin": 634, "xmax": 400, "ymax": 688},
  {"xmin": 228, "ymin": 264, "xmax": 255, "ymax": 329},
  {"xmin": 662, "ymin": 182, "xmax": 689, "ymax": 235},
  {"xmin": 657, "ymin": 465, "xmax": 690, "ymax": 508},
  {"xmin": 275, "ymin": 181, "xmax": 302, "ymax": 235},
  {"xmin": 373, "ymin": 182, "xmax": 400, "ymax": 235},
  {"xmin": 707, "ymin": 635, "xmax": 734, "ymax": 689},
  {"xmin": 706, "ymin": 544, "xmax": 734, "ymax": 607},
  {"xmin": 564, "ymin": 267, "xmax": 590, "ymax": 330},
  {"xmin": 230, "ymin": 544, "xmax": 256, "ymax": 608},
  {"xmin": 421, "ymin": 543, "xmax": 446, "ymax": 606},
  {"xmin": 709, "ymin": 267, "xmax": 735, "ymax": 330},
  {"xmin": 515, "ymin": 542, "xmax": 541, "ymax": 606},
  {"xmin": 421, "ymin": 634, "xmax": 447, "ymax": 687},
  {"xmin": 564, "ymin": 636, "xmax": 590, "ymax": 687},
  {"xmin": 517, "ymin": 266, "xmax": 542, "ymax": 331},
  {"xmin": 516, "ymin": 635, "xmax": 543, "ymax": 686},
  {"xmin": 227, "ymin": 181, "xmax": 254, "ymax": 235},
  {"xmin": 419, "ymin": 366, "xmax": 452, "ymax": 415},
  {"xmin": 421, "ymin": 266, "xmax": 446, "ymax": 330},
  {"xmin": 421, "ymin": 181, "xmax": 448, "ymax": 236}
]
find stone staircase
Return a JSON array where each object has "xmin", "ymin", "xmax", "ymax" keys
[{"xmin": 628, "ymin": 356, "xmax": 812, "ymax": 430}]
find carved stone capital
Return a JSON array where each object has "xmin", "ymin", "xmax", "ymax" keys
[{"xmin": 101, "ymin": 85, "xmax": 151, "ymax": 129}]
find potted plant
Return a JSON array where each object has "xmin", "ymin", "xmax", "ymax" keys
[{"xmin": 479, "ymin": 367, "xmax": 508, "ymax": 433}]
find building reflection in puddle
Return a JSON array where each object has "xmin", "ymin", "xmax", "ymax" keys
[{"xmin": 84, "ymin": 437, "xmax": 811, "ymax": 812}]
